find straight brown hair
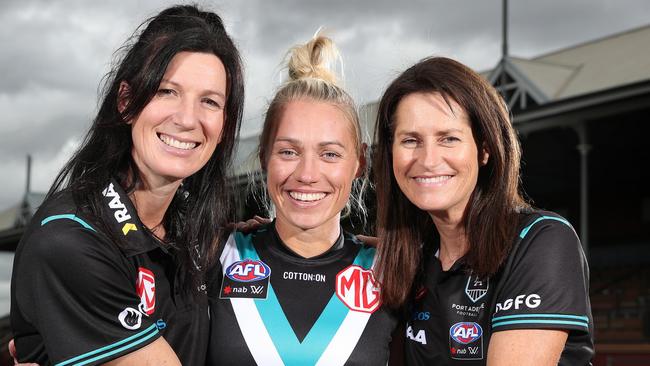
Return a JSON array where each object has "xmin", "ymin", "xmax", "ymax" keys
[{"xmin": 373, "ymin": 57, "xmax": 529, "ymax": 308}]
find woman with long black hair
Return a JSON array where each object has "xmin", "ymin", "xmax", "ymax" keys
[{"xmin": 11, "ymin": 5, "xmax": 244, "ymax": 365}]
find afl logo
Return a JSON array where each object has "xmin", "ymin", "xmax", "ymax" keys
[
  {"xmin": 450, "ymin": 322, "xmax": 483, "ymax": 344},
  {"xmin": 226, "ymin": 259, "xmax": 271, "ymax": 282}
]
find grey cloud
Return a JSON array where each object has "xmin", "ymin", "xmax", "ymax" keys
[{"xmin": 0, "ymin": 0, "xmax": 648, "ymax": 211}]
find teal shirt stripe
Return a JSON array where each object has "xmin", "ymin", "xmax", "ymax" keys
[
  {"xmin": 42, "ymin": 214, "xmax": 96, "ymax": 232},
  {"xmin": 352, "ymin": 246, "xmax": 375, "ymax": 269},
  {"xmin": 235, "ymin": 232, "xmax": 373, "ymax": 366},
  {"xmin": 492, "ymin": 319, "xmax": 589, "ymax": 328},
  {"xmin": 55, "ymin": 324, "xmax": 158, "ymax": 366},
  {"xmin": 235, "ymin": 231, "xmax": 259, "ymax": 260},
  {"xmin": 519, "ymin": 216, "xmax": 572, "ymax": 238},
  {"xmin": 492, "ymin": 313, "xmax": 589, "ymax": 323}
]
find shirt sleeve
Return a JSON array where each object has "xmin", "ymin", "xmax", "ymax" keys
[
  {"xmin": 490, "ymin": 214, "xmax": 592, "ymax": 334},
  {"xmin": 13, "ymin": 218, "xmax": 161, "ymax": 365}
]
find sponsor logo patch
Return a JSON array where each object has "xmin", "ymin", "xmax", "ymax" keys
[
  {"xmin": 495, "ymin": 293, "xmax": 542, "ymax": 314},
  {"xmin": 449, "ymin": 322, "xmax": 484, "ymax": 360},
  {"xmin": 220, "ymin": 259, "xmax": 271, "ymax": 299},
  {"xmin": 335, "ymin": 265, "xmax": 381, "ymax": 313},
  {"xmin": 102, "ymin": 183, "xmax": 138, "ymax": 236},
  {"xmin": 406, "ymin": 325, "xmax": 427, "ymax": 345},
  {"xmin": 465, "ymin": 275, "xmax": 489, "ymax": 303},
  {"xmin": 226, "ymin": 259, "xmax": 271, "ymax": 282},
  {"xmin": 118, "ymin": 307, "xmax": 143, "ymax": 330},
  {"xmin": 137, "ymin": 267, "xmax": 156, "ymax": 315}
]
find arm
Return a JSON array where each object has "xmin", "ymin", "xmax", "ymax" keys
[
  {"xmin": 487, "ymin": 329, "xmax": 567, "ymax": 366},
  {"xmin": 12, "ymin": 220, "xmax": 175, "ymax": 365},
  {"xmin": 487, "ymin": 214, "xmax": 592, "ymax": 363},
  {"xmin": 104, "ymin": 338, "xmax": 180, "ymax": 366}
]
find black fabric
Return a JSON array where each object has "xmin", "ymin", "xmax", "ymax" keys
[
  {"xmin": 207, "ymin": 224, "xmax": 398, "ymax": 365},
  {"xmin": 11, "ymin": 179, "xmax": 208, "ymax": 365},
  {"xmin": 404, "ymin": 210, "xmax": 594, "ymax": 365}
]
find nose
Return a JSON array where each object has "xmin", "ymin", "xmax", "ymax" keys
[
  {"xmin": 294, "ymin": 154, "xmax": 318, "ymax": 184},
  {"xmin": 174, "ymin": 97, "xmax": 200, "ymax": 129},
  {"xmin": 420, "ymin": 140, "xmax": 441, "ymax": 169}
]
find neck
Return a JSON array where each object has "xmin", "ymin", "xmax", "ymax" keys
[
  {"xmin": 129, "ymin": 177, "xmax": 182, "ymax": 237},
  {"xmin": 430, "ymin": 210, "xmax": 469, "ymax": 271},
  {"xmin": 274, "ymin": 214, "xmax": 341, "ymax": 258}
]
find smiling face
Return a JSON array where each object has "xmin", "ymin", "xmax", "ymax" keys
[
  {"xmin": 265, "ymin": 99, "xmax": 362, "ymax": 235},
  {"xmin": 128, "ymin": 51, "xmax": 227, "ymax": 186},
  {"xmin": 392, "ymin": 92, "xmax": 488, "ymax": 221}
]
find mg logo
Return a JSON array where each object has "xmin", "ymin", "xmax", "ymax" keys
[
  {"xmin": 226, "ymin": 260, "xmax": 271, "ymax": 282},
  {"xmin": 136, "ymin": 267, "xmax": 155, "ymax": 315},
  {"xmin": 336, "ymin": 265, "xmax": 381, "ymax": 313}
]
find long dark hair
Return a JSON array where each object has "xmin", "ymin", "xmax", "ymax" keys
[
  {"xmin": 48, "ymin": 5, "xmax": 244, "ymax": 290},
  {"xmin": 373, "ymin": 57, "xmax": 528, "ymax": 308}
]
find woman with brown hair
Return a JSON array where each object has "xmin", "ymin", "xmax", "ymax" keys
[{"xmin": 372, "ymin": 57, "xmax": 593, "ymax": 365}]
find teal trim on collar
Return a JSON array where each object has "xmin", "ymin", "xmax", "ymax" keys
[
  {"xmin": 519, "ymin": 216, "xmax": 572, "ymax": 239},
  {"xmin": 41, "ymin": 214, "xmax": 96, "ymax": 232}
]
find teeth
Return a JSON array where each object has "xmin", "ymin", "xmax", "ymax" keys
[
  {"xmin": 289, "ymin": 191, "xmax": 326, "ymax": 202},
  {"xmin": 159, "ymin": 134, "xmax": 197, "ymax": 150},
  {"xmin": 415, "ymin": 175, "xmax": 452, "ymax": 184}
]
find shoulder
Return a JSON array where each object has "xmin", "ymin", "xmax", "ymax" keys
[
  {"xmin": 516, "ymin": 209, "xmax": 577, "ymax": 241},
  {"xmin": 16, "ymin": 195, "xmax": 126, "ymax": 275},
  {"xmin": 500, "ymin": 209, "xmax": 587, "ymax": 281},
  {"xmin": 511, "ymin": 209, "xmax": 581, "ymax": 257}
]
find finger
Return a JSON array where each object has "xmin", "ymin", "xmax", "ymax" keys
[
  {"xmin": 253, "ymin": 216, "xmax": 272, "ymax": 224},
  {"xmin": 9, "ymin": 338, "xmax": 16, "ymax": 359},
  {"xmin": 356, "ymin": 235, "xmax": 379, "ymax": 247}
]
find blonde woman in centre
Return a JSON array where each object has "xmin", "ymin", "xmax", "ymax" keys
[{"xmin": 206, "ymin": 34, "xmax": 399, "ymax": 365}]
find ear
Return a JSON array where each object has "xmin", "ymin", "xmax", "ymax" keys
[
  {"xmin": 355, "ymin": 143, "xmax": 368, "ymax": 178},
  {"xmin": 117, "ymin": 81, "xmax": 131, "ymax": 120},
  {"xmin": 479, "ymin": 144, "xmax": 490, "ymax": 166}
]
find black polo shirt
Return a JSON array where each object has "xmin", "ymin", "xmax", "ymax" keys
[
  {"xmin": 11, "ymin": 179, "xmax": 208, "ymax": 365},
  {"xmin": 207, "ymin": 224, "xmax": 398, "ymax": 365},
  {"xmin": 404, "ymin": 210, "xmax": 594, "ymax": 365}
]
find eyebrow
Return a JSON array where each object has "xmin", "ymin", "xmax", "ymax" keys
[
  {"xmin": 160, "ymin": 79, "xmax": 226, "ymax": 99},
  {"xmin": 274, "ymin": 137, "xmax": 346, "ymax": 149},
  {"xmin": 394, "ymin": 127, "xmax": 465, "ymax": 136}
]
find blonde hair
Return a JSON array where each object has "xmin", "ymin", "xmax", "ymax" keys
[{"xmin": 256, "ymin": 33, "xmax": 367, "ymax": 223}]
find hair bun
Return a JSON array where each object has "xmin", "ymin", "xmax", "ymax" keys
[{"xmin": 286, "ymin": 34, "xmax": 341, "ymax": 86}]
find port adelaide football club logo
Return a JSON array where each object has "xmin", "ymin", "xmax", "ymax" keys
[
  {"xmin": 465, "ymin": 274, "xmax": 489, "ymax": 303},
  {"xmin": 449, "ymin": 322, "xmax": 484, "ymax": 360},
  {"xmin": 220, "ymin": 259, "xmax": 271, "ymax": 299}
]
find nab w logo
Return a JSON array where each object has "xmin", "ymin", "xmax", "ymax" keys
[
  {"xmin": 102, "ymin": 183, "xmax": 137, "ymax": 235},
  {"xmin": 336, "ymin": 265, "xmax": 381, "ymax": 313},
  {"xmin": 226, "ymin": 260, "xmax": 271, "ymax": 282},
  {"xmin": 250, "ymin": 285, "xmax": 264, "ymax": 294},
  {"xmin": 450, "ymin": 322, "xmax": 483, "ymax": 344}
]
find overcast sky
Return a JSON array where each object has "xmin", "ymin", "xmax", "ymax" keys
[{"xmin": 0, "ymin": 0, "xmax": 649, "ymax": 212}]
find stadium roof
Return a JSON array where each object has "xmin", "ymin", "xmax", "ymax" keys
[{"xmin": 232, "ymin": 23, "xmax": 650, "ymax": 178}]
